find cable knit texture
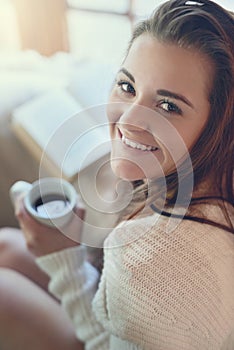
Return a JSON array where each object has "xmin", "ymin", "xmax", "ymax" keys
[
  {"xmin": 37, "ymin": 204, "xmax": 234, "ymax": 350},
  {"xmin": 37, "ymin": 245, "xmax": 109, "ymax": 350}
]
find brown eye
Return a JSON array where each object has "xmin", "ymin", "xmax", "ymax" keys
[
  {"xmin": 117, "ymin": 81, "xmax": 136, "ymax": 96},
  {"xmin": 159, "ymin": 99, "xmax": 182, "ymax": 115}
]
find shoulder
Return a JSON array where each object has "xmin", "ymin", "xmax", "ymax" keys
[
  {"xmin": 98, "ymin": 207, "xmax": 234, "ymax": 348},
  {"xmin": 105, "ymin": 203, "xmax": 234, "ymax": 249},
  {"xmin": 103, "ymin": 204, "xmax": 234, "ymax": 290}
]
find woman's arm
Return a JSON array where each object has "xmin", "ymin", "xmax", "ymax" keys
[
  {"xmin": 36, "ymin": 246, "xmax": 109, "ymax": 350},
  {"xmin": 15, "ymin": 198, "xmax": 110, "ymax": 349}
]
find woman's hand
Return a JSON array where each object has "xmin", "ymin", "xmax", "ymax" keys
[{"xmin": 15, "ymin": 196, "xmax": 85, "ymax": 257}]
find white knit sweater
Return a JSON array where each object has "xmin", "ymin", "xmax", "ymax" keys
[{"xmin": 37, "ymin": 205, "xmax": 234, "ymax": 350}]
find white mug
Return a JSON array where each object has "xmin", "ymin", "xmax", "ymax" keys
[{"xmin": 10, "ymin": 178, "xmax": 77, "ymax": 228}]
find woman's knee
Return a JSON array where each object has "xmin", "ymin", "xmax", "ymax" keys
[
  {"xmin": 0, "ymin": 268, "xmax": 25, "ymax": 323},
  {"xmin": 0, "ymin": 268, "xmax": 16, "ymax": 302},
  {"xmin": 0, "ymin": 227, "xmax": 30, "ymax": 266},
  {"xmin": 0, "ymin": 268, "xmax": 83, "ymax": 350},
  {"xmin": 0, "ymin": 227, "xmax": 49, "ymax": 290}
]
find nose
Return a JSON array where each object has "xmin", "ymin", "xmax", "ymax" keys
[{"xmin": 108, "ymin": 101, "xmax": 153, "ymax": 132}]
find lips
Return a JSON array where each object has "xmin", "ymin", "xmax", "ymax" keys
[{"xmin": 122, "ymin": 134, "xmax": 158, "ymax": 152}]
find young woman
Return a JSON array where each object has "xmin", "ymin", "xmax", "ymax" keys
[{"xmin": 0, "ymin": 0, "xmax": 233, "ymax": 349}]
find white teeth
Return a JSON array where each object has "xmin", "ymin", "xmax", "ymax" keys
[{"xmin": 122, "ymin": 135, "xmax": 157, "ymax": 152}]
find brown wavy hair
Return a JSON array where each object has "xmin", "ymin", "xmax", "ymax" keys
[{"xmin": 124, "ymin": 0, "xmax": 234, "ymax": 233}]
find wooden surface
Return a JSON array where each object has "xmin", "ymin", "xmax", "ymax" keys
[
  {"xmin": 0, "ymin": 118, "xmax": 41, "ymax": 227},
  {"xmin": 11, "ymin": 121, "xmax": 64, "ymax": 180}
]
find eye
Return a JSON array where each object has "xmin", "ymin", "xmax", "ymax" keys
[
  {"xmin": 117, "ymin": 80, "xmax": 136, "ymax": 96},
  {"xmin": 158, "ymin": 99, "xmax": 182, "ymax": 115}
]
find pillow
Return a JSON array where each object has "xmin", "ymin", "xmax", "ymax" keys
[
  {"xmin": 67, "ymin": 60, "xmax": 117, "ymax": 109},
  {"xmin": 0, "ymin": 50, "xmax": 75, "ymax": 120},
  {"xmin": 0, "ymin": 71, "xmax": 67, "ymax": 120}
]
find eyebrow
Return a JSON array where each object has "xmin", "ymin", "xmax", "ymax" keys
[
  {"xmin": 118, "ymin": 68, "xmax": 135, "ymax": 83},
  {"xmin": 157, "ymin": 89, "xmax": 194, "ymax": 109},
  {"xmin": 118, "ymin": 68, "xmax": 194, "ymax": 109}
]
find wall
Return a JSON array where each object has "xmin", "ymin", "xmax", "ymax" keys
[{"xmin": 13, "ymin": 0, "xmax": 69, "ymax": 56}]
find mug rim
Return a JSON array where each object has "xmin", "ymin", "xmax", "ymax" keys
[{"xmin": 24, "ymin": 177, "xmax": 77, "ymax": 220}]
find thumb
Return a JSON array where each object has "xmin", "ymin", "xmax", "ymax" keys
[{"xmin": 14, "ymin": 194, "xmax": 26, "ymax": 217}]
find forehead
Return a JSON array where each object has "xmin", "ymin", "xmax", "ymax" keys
[{"xmin": 124, "ymin": 34, "xmax": 214, "ymax": 99}]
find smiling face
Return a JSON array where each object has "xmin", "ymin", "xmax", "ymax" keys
[{"xmin": 107, "ymin": 34, "xmax": 213, "ymax": 181}]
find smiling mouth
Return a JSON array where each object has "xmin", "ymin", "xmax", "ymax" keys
[{"xmin": 122, "ymin": 135, "xmax": 158, "ymax": 152}]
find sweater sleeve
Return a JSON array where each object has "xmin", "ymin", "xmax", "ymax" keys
[{"xmin": 36, "ymin": 245, "xmax": 109, "ymax": 350}]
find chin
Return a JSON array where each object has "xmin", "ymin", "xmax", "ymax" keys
[{"xmin": 110, "ymin": 159, "xmax": 144, "ymax": 181}]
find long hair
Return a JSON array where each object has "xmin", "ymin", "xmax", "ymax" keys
[{"xmin": 124, "ymin": 0, "xmax": 234, "ymax": 232}]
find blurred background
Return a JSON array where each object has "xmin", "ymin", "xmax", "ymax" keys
[
  {"xmin": 0, "ymin": 0, "xmax": 168, "ymax": 62},
  {"xmin": 0, "ymin": 0, "xmax": 233, "ymax": 228},
  {"xmin": 0, "ymin": 0, "xmax": 233, "ymax": 60}
]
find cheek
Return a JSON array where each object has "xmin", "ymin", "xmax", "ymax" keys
[
  {"xmin": 106, "ymin": 96, "xmax": 126, "ymax": 131},
  {"xmin": 176, "ymin": 120, "xmax": 207, "ymax": 152},
  {"xmin": 106, "ymin": 103, "xmax": 116, "ymax": 123},
  {"xmin": 106, "ymin": 97, "xmax": 118, "ymax": 139}
]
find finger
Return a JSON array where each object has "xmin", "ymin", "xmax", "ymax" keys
[
  {"xmin": 74, "ymin": 195, "xmax": 86, "ymax": 221},
  {"xmin": 14, "ymin": 195, "xmax": 25, "ymax": 217},
  {"xmin": 9, "ymin": 181, "xmax": 32, "ymax": 202},
  {"xmin": 15, "ymin": 198, "xmax": 43, "ymax": 233},
  {"xmin": 76, "ymin": 194, "xmax": 86, "ymax": 210},
  {"xmin": 74, "ymin": 206, "xmax": 85, "ymax": 221}
]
